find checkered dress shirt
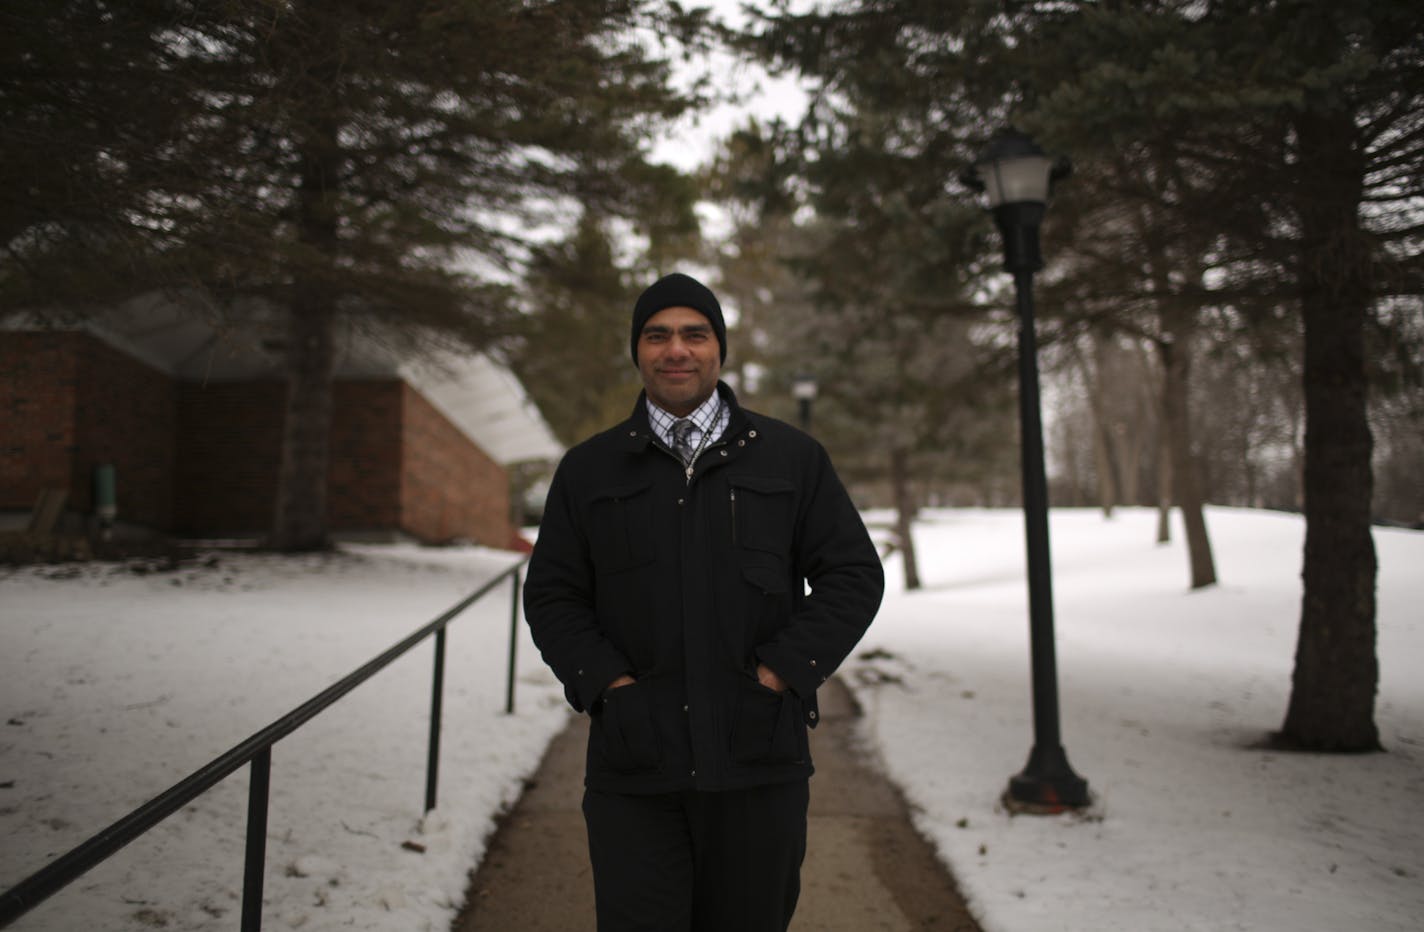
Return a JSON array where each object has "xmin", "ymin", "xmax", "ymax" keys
[{"xmin": 646, "ymin": 392, "xmax": 729, "ymax": 460}]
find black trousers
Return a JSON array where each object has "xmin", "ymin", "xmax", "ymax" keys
[{"xmin": 582, "ymin": 780, "xmax": 810, "ymax": 932}]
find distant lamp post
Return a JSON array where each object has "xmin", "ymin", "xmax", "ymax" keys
[
  {"xmin": 792, "ymin": 373, "xmax": 818, "ymax": 431},
  {"xmin": 962, "ymin": 128, "xmax": 1090, "ymax": 811}
]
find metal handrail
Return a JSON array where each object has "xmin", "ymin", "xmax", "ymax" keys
[{"xmin": 0, "ymin": 557, "xmax": 528, "ymax": 931}]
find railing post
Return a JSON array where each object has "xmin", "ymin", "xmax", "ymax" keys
[
  {"xmin": 241, "ymin": 748, "xmax": 271, "ymax": 932},
  {"xmin": 505, "ymin": 566, "xmax": 521, "ymax": 715},
  {"xmin": 425, "ymin": 627, "xmax": 446, "ymax": 814}
]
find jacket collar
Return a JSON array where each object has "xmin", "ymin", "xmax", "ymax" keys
[{"xmin": 619, "ymin": 381, "xmax": 748, "ymax": 453}]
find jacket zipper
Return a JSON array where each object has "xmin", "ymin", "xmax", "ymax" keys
[
  {"xmin": 674, "ymin": 436, "xmax": 730, "ymax": 486},
  {"xmin": 729, "ymin": 487, "xmax": 737, "ymax": 543}
]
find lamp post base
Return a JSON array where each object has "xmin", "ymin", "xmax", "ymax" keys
[{"xmin": 1005, "ymin": 743, "xmax": 1090, "ymax": 813}]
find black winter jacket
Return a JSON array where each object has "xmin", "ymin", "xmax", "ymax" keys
[{"xmin": 524, "ymin": 383, "xmax": 884, "ymax": 794}]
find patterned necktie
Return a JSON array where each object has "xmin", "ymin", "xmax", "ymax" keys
[{"xmin": 671, "ymin": 418, "xmax": 695, "ymax": 464}]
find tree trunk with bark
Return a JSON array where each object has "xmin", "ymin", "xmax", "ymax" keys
[
  {"xmin": 890, "ymin": 446, "xmax": 921, "ymax": 591},
  {"xmin": 1158, "ymin": 335, "xmax": 1216, "ymax": 587},
  {"xmin": 1278, "ymin": 108, "xmax": 1380, "ymax": 751},
  {"xmin": 1084, "ymin": 337, "xmax": 1121, "ymax": 518},
  {"xmin": 1139, "ymin": 340, "xmax": 1173, "ymax": 543},
  {"xmin": 1155, "ymin": 428, "xmax": 1172, "ymax": 544},
  {"xmin": 271, "ymin": 123, "xmax": 340, "ymax": 552},
  {"xmin": 272, "ymin": 303, "xmax": 336, "ymax": 550}
]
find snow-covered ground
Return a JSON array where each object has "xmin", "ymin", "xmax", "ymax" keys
[
  {"xmin": 2, "ymin": 507, "xmax": 1421, "ymax": 931},
  {"xmin": 1, "ymin": 545, "xmax": 570, "ymax": 931},
  {"xmin": 850, "ymin": 507, "xmax": 1424, "ymax": 932}
]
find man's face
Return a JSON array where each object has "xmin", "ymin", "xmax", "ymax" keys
[{"xmin": 637, "ymin": 306, "xmax": 721, "ymax": 417}]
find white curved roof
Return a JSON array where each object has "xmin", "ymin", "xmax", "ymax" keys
[{"xmin": 398, "ymin": 350, "xmax": 562, "ymax": 465}]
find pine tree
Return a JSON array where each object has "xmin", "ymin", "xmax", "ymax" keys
[
  {"xmin": 750, "ymin": 0, "xmax": 1423, "ymax": 747},
  {"xmin": 1015, "ymin": 0, "xmax": 1421, "ymax": 750},
  {"xmin": 1, "ymin": 0, "xmax": 201, "ymax": 307},
  {"xmin": 512, "ymin": 214, "xmax": 649, "ymax": 446},
  {"xmin": 5, "ymin": 0, "xmax": 712, "ymax": 550},
  {"xmin": 704, "ymin": 118, "xmax": 1018, "ymax": 590}
]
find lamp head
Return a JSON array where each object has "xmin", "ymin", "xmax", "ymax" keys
[{"xmin": 961, "ymin": 128, "xmax": 1071, "ymax": 208}]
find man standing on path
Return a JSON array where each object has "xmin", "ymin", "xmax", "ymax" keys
[{"xmin": 524, "ymin": 272, "xmax": 884, "ymax": 932}]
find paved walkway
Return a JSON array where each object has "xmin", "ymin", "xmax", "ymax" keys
[{"xmin": 453, "ymin": 678, "xmax": 982, "ymax": 931}]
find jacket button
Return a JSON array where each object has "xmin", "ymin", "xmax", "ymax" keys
[
  {"xmin": 738, "ymin": 439, "xmax": 746, "ymax": 447},
  {"xmin": 808, "ymin": 710, "xmax": 818, "ymax": 721},
  {"xmin": 690, "ymin": 770, "xmax": 696, "ymax": 777},
  {"xmin": 748, "ymin": 430, "xmax": 757, "ymax": 438},
  {"xmin": 719, "ymin": 449, "xmax": 728, "ymax": 456},
  {"xmin": 809, "ymin": 659, "xmax": 817, "ymax": 668}
]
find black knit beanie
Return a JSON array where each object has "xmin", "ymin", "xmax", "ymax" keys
[{"xmin": 630, "ymin": 272, "xmax": 727, "ymax": 364}]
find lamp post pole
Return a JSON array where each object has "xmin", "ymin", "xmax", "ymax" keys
[{"xmin": 965, "ymin": 129, "xmax": 1090, "ymax": 811}]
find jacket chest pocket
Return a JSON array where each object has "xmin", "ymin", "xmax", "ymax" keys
[
  {"xmin": 729, "ymin": 476, "xmax": 797, "ymax": 558},
  {"xmin": 588, "ymin": 482, "xmax": 656, "ymax": 574}
]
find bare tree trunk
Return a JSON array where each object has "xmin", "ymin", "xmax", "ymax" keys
[
  {"xmin": 271, "ymin": 122, "xmax": 339, "ymax": 552},
  {"xmin": 1117, "ymin": 412, "xmax": 1144, "ymax": 508},
  {"xmin": 1279, "ymin": 107, "xmax": 1379, "ymax": 751},
  {"xmin": 1076, "ymin": 334, "xmax": 1119, "ymax": 517},
  {"xmin": 272, "ymin": 304, "xmax": 336, "ymax": 550},
  {"xmin": 1155, "ymin": 426, "xmax": 1172, "ymax": 544},
  {"xmin": 1138, "ymin": 339, "xmax": 1173, "ymax": 542},
  {"xmin": 1159, "ymin": 336, "xmax": 1216, "ymax": 587},
  {"xmin": 1241, "ymin": 421, "xmax": 1260, "ymax": 508},
  {"xmin": 1119, "ymin": 338, "xmax": 1156, "ymax": 508},
  {"xmin": 1091, "ymin": 422, "xmax": 1115, "ymax": 518},
  {"xmin": 890, "ymin": 446, "xmax": 921, "ymax": 591},
  {"xmin": 1095, "ymin": 334, "xmax": 1128, "ymax": 514}
]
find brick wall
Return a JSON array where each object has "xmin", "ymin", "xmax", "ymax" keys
[
  {"xmin": 6, "ymin": 331, "xmax": 514, "ymax": 545},
  {"xmin": 399, "ymin": 384, "xmax": 513, "ymax": 547},
  {"xmin": 329, "ymin": 381, "xmax": 403, "ymax": 532},
  {"xmin": 1, "ymin": 332, "xmax": 175, "ymax": 527},
  {"xmin": 76, "ymin": 337, "xmax": 177, "ymax": 527},
  {"xmin": 175, "ymin": 381, "xmax": 285, "ymax": 536},
  {"xmin": 176, "ymin": 378, "xmax": 511, "ymax": 546},
  {"xmin": 1, "ymin": 332, "xmax": 80, "ymax": 511}
]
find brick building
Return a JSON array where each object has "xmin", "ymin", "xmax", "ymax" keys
[{"xmin": 1, "ymin": 304, "xmax": 561, "ymax": 548}]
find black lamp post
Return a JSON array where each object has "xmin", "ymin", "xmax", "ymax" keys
[
  {"xmin": 792, "ymin": 373, "xmax": 818, "ymax": 432},
  {"xmin": 962, "ymin": 128, "xmax": 1090, "ymax": 811}
]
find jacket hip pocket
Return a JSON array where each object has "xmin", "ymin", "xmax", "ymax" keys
[
  {"xmin": 593, "ymin": 683, "xmax": 662, "ymax": 773},
  {"xmin": 730, "ymin": 677, "xmax": 804, "ymax": 765}
]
